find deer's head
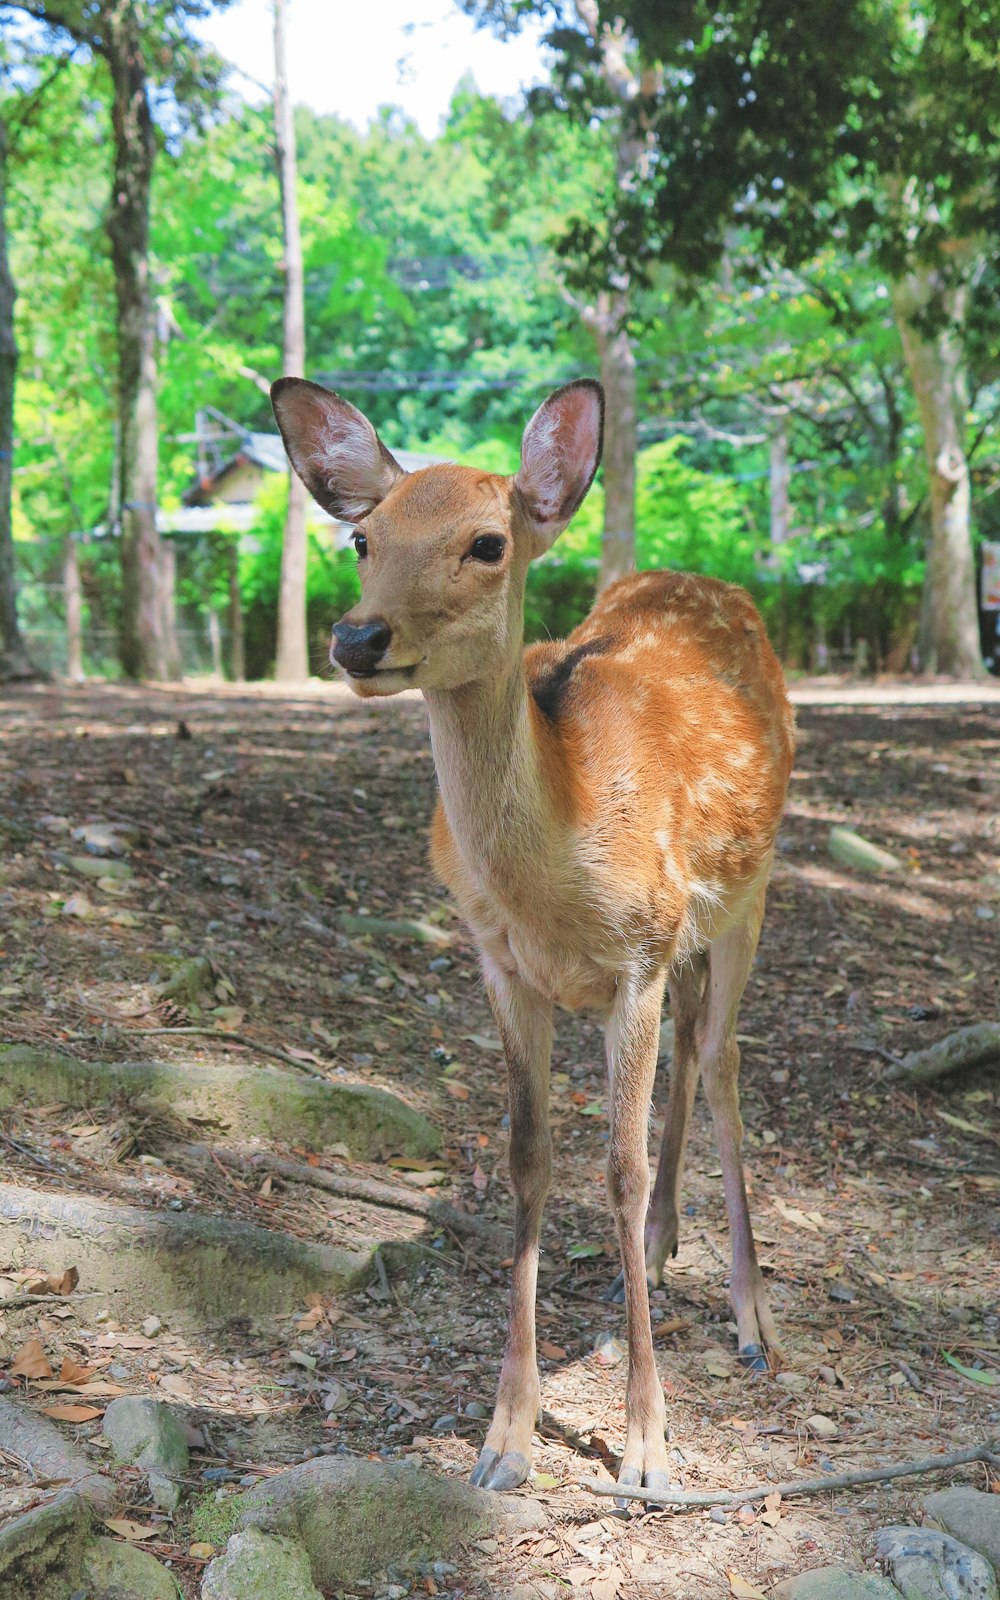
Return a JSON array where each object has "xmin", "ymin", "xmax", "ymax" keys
[{"xmin": 270, "ymin": 378, "xmax": 604, "ymax": 696}]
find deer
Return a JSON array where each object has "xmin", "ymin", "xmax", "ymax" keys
[{"xmin": 271, "ymin": 375, "xmax": 795, "ymax": 1505}]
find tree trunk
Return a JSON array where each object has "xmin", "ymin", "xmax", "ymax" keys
[
  {"xmin": 159, "ymin": 539, "xmax": 181, "ymax": 678},
  {"xmin": 106, "ymin": 4, "xmax": 165, "ymax": 681},
  {"xmin": 891, "ymin": 267, "xmax": 984, "ymax": 678},
  {"xmin": 64, "ymin": 535, "xmax": 84, "ymax": 682},
  {"xmin": 594, "ymin": 289, "xmax": 637, "ymax": 590},
  {"xmin": 273, "ymin": 0, "xmax": 309, "ymax": 682},
  {"xmin": 0, "ymin": 117, "xmax": 34, "ymax": 680},
  {"xmin": 207, "ymin": 607, "xmax": 223, "ymax": 677},
  {"xmin": 228, "ymin": 540, "xmax": 245, "ymax": 681}
]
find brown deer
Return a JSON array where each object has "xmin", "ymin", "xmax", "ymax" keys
[{"xmin": 271, "ymin": 376, "xmax": 795, "ymax": 1503}]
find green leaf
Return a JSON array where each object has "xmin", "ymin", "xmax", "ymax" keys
[
  {"xmin": 942, "ymin": 1352, "xmax": 999, "ymax": 1387},
  {"xmin": 567, "ymin": 1242, "xmax": 605, "ymax": 1260}
]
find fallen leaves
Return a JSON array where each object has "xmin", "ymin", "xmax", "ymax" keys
[
  {"xmin": 40, "ymin": 1403, "xmax": 103, "ymax": 1423},
  {"xmin": 943, "ymin": 1352, "xmax": 999, "ymax": 1387},
  {"xmin": 10, "ymin": 1339, "xmax": 53, "ymax": 1379},
  {"xmin": 728, "ymin": 1573, "xmax": 769, "ymax": 1600},
  {"xmin": 102, "ymin": 1517, "xmax": 168, "ymax": 1543}
]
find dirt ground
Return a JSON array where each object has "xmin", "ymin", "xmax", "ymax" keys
[{"xmin": 0, "ymin": 676, "xmax": 998, "ymax": 1600}]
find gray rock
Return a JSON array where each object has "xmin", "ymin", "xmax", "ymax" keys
[
  {"xmin": 876, "ymin": 1525, "xmax": 999, "ymax": 1600},
  {"xmin": 771, "ymin": 1568, "xmax": 902, "ymax": 1600},
  {"xmin": 230, "ymin": 1455, "xmax": 546, "ymax": 1588},
  {"xmin": 0, "ymin": 1489, "xmax": 91, "ymax": 1600},
  {"xmin": 103, "ymin": 1396, "xmax": 190, "ymax": 1513},
  {"xmin": 201, "ymin": 1528, "xmax": 322, "ymax": 1600},
  {"xmin": 464, "ymin": 1401, "xmax": 490, "ymax": 1419},
  {"xmin": 82, "ymin": 1535, "xmax": 181, "ymax": 1598},
  {"xmin": 923, "ymin": 1489, "xmax": 1000, "ymax": 1571}
]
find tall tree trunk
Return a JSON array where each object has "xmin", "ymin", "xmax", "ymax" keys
[
  {"xmin": 159, "ymin": 539, "xmax": 181, "ymax": 677},
  {"xmin": 891, "ymin": 266, "xmax": 983, "ymax": 677},
  {"xmin": 106, "ymin": 4, "xmax": 165, "ymax": 681},
  {"xmin": 593, "ymin": 290, "xmax": 637, "ymax": 590},
  {"xmin": 273, "ymin": 0, "xmax": 309, "ymax": 682},
  {"xmin": 0, "ymin": 117, "xmax": 34, "ymax": 680},
  {"xmin": 207, "ymin": 606, "xmax": 223, "ymax": 677},
  {"xmin": 228, "ymin": 539, "xmax": 245, "ymax": 681},
  {"xmin": 64, "ymin": 534, "xmax": 84, "ymax": 681}
]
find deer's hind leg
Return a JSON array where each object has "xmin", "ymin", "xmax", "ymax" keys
[
  {"xmin": 606, "ymin": 953, "xmax": 706, "ymax": 1303},
  {"xmin": 699, "ymin": 882, "xmax": 778, "ymax": 1371}
]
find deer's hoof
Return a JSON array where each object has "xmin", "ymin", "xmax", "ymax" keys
[
  {"xmin": 614, "ymin": 1463, "xmax": 674, "ymax": 1512},
  {"xmin": 603, "ymin": 1269, "xmax": 658, "ymax": 1304},
  {"xmin": 470, "ymin": 1446, "xmax": 530, "ymax": 1492},
  {"xmin": 738, "ymin": 1342, "xmax": 769, "ymax": 1373}
]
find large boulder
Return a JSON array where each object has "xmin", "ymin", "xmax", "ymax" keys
[
  {"xmin": 82, "ymin": 1535, "xmax": 181, "ymax": 1599},
  {"xmin": 218, "ymin": 1456, "xmax": 545, "ymax": 1589},
  {"xmin": 103, "ymin": 1396, "xmax": 190, "ymax": 1513},
  {"xmin": 771, "ymin": 1568, "xmax": 902, "ymax": 1600},
  {"xmin": 923, "ymin": 1489, "xmax": 1000, "ymax": 1572},
  {"xmin": 0, "ymin": 1490, "xmax": 91, "ymax": 1600},
  {"xmin": 200, "ymin": 1528, "xmax": 322, "ymax": 1600},
  {"xmin": 875, "ymin": 1525, "xmax": 999, "ymax": 1600}
]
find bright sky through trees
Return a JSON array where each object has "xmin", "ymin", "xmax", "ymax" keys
[{"xmin": 197, "ymin": 0, "xmax": 550, "ymax": 135}]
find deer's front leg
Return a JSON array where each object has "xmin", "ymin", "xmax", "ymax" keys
[
  {"xmin": 470, "ymin": 965, "xmax": 553, "ymax": 1493},
  {"xmin": 606, "ymin": 966, "xmax": 672, "ymax": 1508}
]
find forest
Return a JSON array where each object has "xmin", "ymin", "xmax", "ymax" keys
[
  {"xmin": 0, "ymin": 7, "xmax": 999, "ymax": 1600},
  {"xmin": 1, "ymin": 0, "xmax": 998, "ymax": 686}
]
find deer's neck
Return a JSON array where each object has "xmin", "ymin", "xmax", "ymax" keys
[{"xmin": 424, "ymin": 661, "xmax": 556, "ymax": 899}]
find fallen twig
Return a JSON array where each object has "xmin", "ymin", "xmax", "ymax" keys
[
  {"xmin": 0, "ymin": 1290, "xmax": 105, "ymax": 1311},
  {"xmin": 336, "ymin": 911, "xmax": 452, "ymax": 948},
  {"xmin": 173, "ymin": 1144, "xmax": 504, "ymax": 1245},
  {"xmin": 883, "ymin": 1023, "xmax": 1000, "ymax": 1085},
  {"xmin": 582, "ymin": 1441, "xmax": 1000, "ymax": 1508},
  {"xmin": 62, "ymin": 1026, "xmax": 330, "ymax": 1080}
]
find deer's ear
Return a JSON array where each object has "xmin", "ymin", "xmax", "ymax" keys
[
  {"xmin": 513, "ymin": 379, "xmax": 604, "ymax": 554},
  {"xmin": 270, "ymin": 378, "xmax": 405, "ymax": 522}
]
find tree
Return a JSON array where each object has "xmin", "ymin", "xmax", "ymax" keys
[
  {"xmin": 272, "ymin": 0, "xmax": 308, "ymax": 682},
  {"xmin": 0, "ymin": 112, "xmax": 32, "ymax": 677},
  {"xmin": 10, "ymin": 0, "xmax": 231, "ymax": 679},
  {"xmin": 490, "ymin": 0, "xmax": 998, "ymax": 674}
]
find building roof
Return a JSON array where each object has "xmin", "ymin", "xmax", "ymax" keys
[{"xmin": 185, "ymin": 429, "xmax": 452, "ymax": 508}]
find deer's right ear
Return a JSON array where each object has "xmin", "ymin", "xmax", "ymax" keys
[{"xmin": 270, "ymin": 378, "xmax": 405, "ymax": 522}]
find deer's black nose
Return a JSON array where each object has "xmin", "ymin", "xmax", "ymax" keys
[{"xmin": 331, "ymin": 618, "xmax": 392, "ymax": 676}]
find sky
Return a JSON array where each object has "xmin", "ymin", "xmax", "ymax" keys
[{"xmin": 198, "ymin": 0, "xmax": 551, "ymax": 137}]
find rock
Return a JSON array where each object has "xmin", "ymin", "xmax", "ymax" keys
[
  {"xmin": 143, "ymin": 1315, "xmax": 163, "ymax": 1338},
  {"xmin": 103, "ymin": 1396, "xmax": 190, "ymax": 1513},
  {"xmin": 464, "ymin": 1401, "xmax": 490, "ymax": 1419},
  {"xmin": 776, "ymin": 1371, "xmax": 809, "ymax": 1392},
  {"xmin": 0, "ymin": 1489, "xmax": 91, "ymax": 1600},
  {"xmin": 229, "ymin": 1456, "xmax": 546, "ymax": 1587},
  {"xmin": 82, "ymin": 1535, "xmax": 181, "ymax": 1598},
  {"xmin": 828, "ymin": 827, "xmax": 902, "ymax": 874},
  {"xmin": 923, "ymin": 1490, "xmax": 1000, "ymax": 1571},
  {"xmin": 70, "ymin": 853, "xmax": 133, "ymax": 881},
  {"xmin": 770, "ymin": 1568, "xmax": 902, "ymax": 1600},
  {"xmin": 62, "ymin": 892, "xmax": 95, "ymax": 919},
  {"xmin": 201, "ymin": 1528, "xmax": 323, "ymax": 1600},
  {"xmin": 805, "ymin": 1414, "xmax": 840, "ymax": 1439},
  {"xmin": 72, "ymin": 822, "xmax": 136, "ymax": 856},
  {"xmin": 592, "ymin": 1335, "xmax": 625, "ymax": 1366},
  {"xmin": 875, "ymin": 1525, "xmax": 999, "ymax": 1600},
  {"xmin": 433, "ymin": 1414, "xmax": 459, "ymax": 1433}
]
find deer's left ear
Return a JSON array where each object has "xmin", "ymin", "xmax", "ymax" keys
[{"xmin": 513, "ymin": 379, "xmax": 604, "ymax": 555}]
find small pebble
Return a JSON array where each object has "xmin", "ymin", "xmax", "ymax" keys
[
  {"xmin": 141, "ymin": 1315, "xmax": 162, "ymax": 1338},
  {"xmin": 433, "ymin": 1564, "xmax": 457, "ymax": 1578},
  {"xmin": 433, "ymin": 1414, "xmax": 459, "ymax": 1433},
  {"xmin": 709, "ymin": 1507, "xmax": 727, "ymax": 1525},
  {"xmin": 428, "ymin": 956, "xmax": 452, "ymax": 973},
  {"xmin": 464, "ymin": 1400, "xmax": 490, "ymax": 1419},
  {"xmin": 202, "ymin": 1467, "xmax": 241, "ymax": 1483}
]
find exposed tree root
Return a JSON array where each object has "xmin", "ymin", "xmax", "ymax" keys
[
  {"xmin": 883, "ymin": 1023, "xmax": 1000, "ymax": 1084},
  {"xmin": 0, "ymin": 1396, "xmax": 116, "ymax": 1513},
  {"xmin": 174, "ymin": 1142, "xmax": 505, "ymax": 1246}
]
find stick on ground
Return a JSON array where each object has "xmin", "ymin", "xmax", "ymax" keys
[{"xmin": 582, "ymin": 1441, "xmax": 1000, "ymax": 1508}]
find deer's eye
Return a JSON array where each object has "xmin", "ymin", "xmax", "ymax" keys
[
  {"xmin": 468, "ymin": 534, "xmax": 506, "ymax": 564},
  {"xmin": 353, "ymin": 532, "xmax": 368, "ymax": 560}
]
